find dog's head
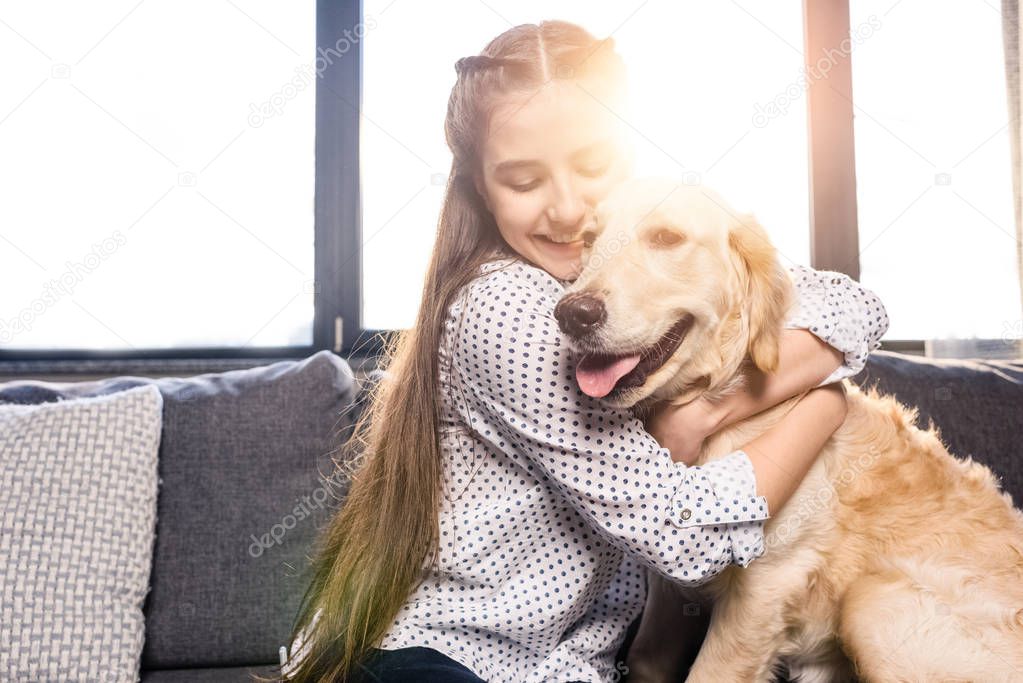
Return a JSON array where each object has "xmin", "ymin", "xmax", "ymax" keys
[{"xmin": 553, "ymin": 177, "xmax": 794, "ymax": 408}]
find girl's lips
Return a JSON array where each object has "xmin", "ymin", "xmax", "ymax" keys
[{"xmin": 534, "ymin": 235, "xmax": 583, "ymax": 251}]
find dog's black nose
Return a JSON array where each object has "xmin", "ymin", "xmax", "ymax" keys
[{"xmin": 554, "ymin": 293, "xmax": 606, "ymax": 338}]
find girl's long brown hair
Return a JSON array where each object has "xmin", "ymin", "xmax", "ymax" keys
[{"xmin": 279, "ymin": 20, "xmax": 626, "ymax": 682}]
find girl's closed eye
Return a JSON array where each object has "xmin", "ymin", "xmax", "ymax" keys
[
  {"xmin": 576, "ymin": 149, "xmax": 613, "ymax": 178},
  {"xmin": 509, "ymin": 161, "xmax": 608, "ymax": 191},
  {"xmin": 578, "ymin": 162, "xmax": 610, "ymax": 178},
  {"xmin": 509, "ymin": 178, "xmax": 542, "ymax": 193},
  {"xmin": 577, "ymin": 146, "xmax": 620, "ymax": 180}
]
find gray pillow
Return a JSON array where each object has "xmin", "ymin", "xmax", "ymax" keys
[
  {"xmin": 0, "ymin": 385, "xmax": 163, "ymax": 682},
  {"xmin": 0, "ymin": 350, "xmax": 364, "ymax": 669}
]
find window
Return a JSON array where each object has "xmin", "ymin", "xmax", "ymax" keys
[
  {"xmin": 2, "ymin": 0, "xmax": 1018, "ymax": 366},
  {"xmin": 0, "ymin": 1, "xmax": 316, "ymax": 351}
]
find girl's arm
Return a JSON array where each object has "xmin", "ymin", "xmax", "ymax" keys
[
  {"xmin": 647, "ymin": 383, "xmax": 848, "ymax": 531},
  {"xmin": 649, "ymin": 265, "xmax": 888, "ymax": 464},
  {"xmin": 732, "ymin": 383, "xmax": 847, "ymax": 514},
  {"xmin": 646, "ymin": 328, "xmax": 841, "ymax": 464},
  {"xmin": 710, "ymin": 328, "xmax": 844, "ymax": 429}
]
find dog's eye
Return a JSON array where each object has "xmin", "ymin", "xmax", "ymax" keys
[
  {"xmin": 581, "ymin": 230, "xmax": 597, "ymax": 248},
  {"xmin": 649, "ymin": 228, "xmax": 685, "ymax": 248}
]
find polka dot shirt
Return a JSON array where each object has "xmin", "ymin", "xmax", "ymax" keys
[{"xmin": 288, "ymin": 255, "xmax": 889, "ymax": 683}]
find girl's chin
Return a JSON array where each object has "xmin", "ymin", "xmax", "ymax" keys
[
  {"xmin": 537, "ymin": 252, "xmax": 583, "ymax": 280},
  {"xmin": 513, "ymin": 236, "xmax": 584, "ymax": 279}
]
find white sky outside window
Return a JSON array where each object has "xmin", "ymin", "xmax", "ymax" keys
[
  {"xmin": 361, "ymin": 0, "xmax": 811, "ymax": 330},
  {"xmin": 0, "ymin": 1, "xmax": 316, "ymax": 350},
  {"xmin": 850, "ymin": 0, "xmax": 1021, "ymax": 342},
  {"xmin": 4, "ymin": 2, "xmax": 1015, "ymax": 350}
]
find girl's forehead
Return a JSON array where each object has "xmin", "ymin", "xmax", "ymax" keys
[{"xmin": 481, "ymin": 81, "xmax": 624, "ymax": 169}]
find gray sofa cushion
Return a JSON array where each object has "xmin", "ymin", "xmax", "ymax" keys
[{"xmin": 0, "ymin": 350, "xmax": 363, "ymax": 670}]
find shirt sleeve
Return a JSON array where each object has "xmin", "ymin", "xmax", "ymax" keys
[
  {"xmin": 783, "ymin": 264, "xmax": 890, "ymax": 387},
  {"xmin": 444, "ymin": 265, "xmax": 770, "ymax": 587}
]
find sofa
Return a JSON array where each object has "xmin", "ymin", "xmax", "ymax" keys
[{"xmin": 0, "ymin": 349, "xmax": 1020, "ymax": 681}]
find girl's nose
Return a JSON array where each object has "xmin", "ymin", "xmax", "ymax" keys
[{"xmin": 545, "ymin": 179, "xmax": 589, "ymax": 229}]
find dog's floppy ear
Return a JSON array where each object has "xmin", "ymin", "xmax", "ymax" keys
[{"xmin": 728, "ymin": 215, "xmax": 792, "ymax": 373}]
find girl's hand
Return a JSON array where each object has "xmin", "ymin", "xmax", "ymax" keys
[{"xmin": 643, "ymin": 397, "xmax": 725, "ymax": 466}]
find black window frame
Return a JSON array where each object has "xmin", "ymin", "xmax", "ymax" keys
[{"xmin": 0, "ymin": 0, "xmax": 931, "ymax": 377}]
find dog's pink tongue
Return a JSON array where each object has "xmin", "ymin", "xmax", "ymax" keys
[{"xmin": 576, "ymin": 353, "xmax": 642, "ymax": 398}]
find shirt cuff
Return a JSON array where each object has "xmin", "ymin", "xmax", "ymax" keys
[
  {"xmin": 666, "ymin": 450, "xmax": 770, "ymax": 568},
  {"xmin": 801, "ymin": 335, "xmax": 874, "ymax": 389},
  {"xmin": 815, "ymin": 361, "xmax": 857, "ymax": 388},
  {"xmin": 281, "ymin": 609, "xmax": 320, "ymax": 679}
]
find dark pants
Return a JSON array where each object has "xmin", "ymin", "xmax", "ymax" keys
[
  {"xmin": 348, "ymin": 647, "xmax": 485, "ymax": 682},
  {"xmin": 348, "ymin": 646, "xmax": 590, "ymax": 682}
]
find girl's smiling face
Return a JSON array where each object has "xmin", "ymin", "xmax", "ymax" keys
[{"xmin": 474, "ymin": 80, "xmax": 631, "ymax": 281}]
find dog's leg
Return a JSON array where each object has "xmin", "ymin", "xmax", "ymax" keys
[
  {"xmin": 839, "ymin": 568, "xmax": 1023, "ymax": 683},
  {"xmin": 625, "ymin": 570, "xmax": 712, "ymax": 683},
  {"xmin": 685, "ymin": 578, "xmax": 791, "ymax": 683}
]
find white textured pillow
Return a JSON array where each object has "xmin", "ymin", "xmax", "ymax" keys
[{"xmin": 0, "ymin": 385, "xmax": 163, "ymax": 682}]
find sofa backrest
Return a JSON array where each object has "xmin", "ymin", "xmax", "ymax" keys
[
  {"xmin": 0, "ymin": 350, "xmax": 364, "ymax": 669},
  {"xmin": 1, "ymin": 349, "xmax": 1019, "ymax": 669}
]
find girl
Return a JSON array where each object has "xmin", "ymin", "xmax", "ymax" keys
[{"xmin": 281, "ymin": 20, "xmax": 888, "ymax": 683}]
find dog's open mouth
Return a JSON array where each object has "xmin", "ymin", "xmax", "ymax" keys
[{"xmin": 575, "ymin": 314, "xmax": 695, "ymax": 398}]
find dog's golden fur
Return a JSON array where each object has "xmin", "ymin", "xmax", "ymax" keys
[{"xmin": 562, "ymin": 178, "xmax": 1023, "ymax": 682}]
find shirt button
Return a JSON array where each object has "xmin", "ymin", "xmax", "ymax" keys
[{"xmin": 680, "ymin": 508, "xmax": 692, "ymax": 520}]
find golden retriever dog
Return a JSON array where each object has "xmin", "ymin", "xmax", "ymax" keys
[{"xmin": 552, "ymin": 177, "xmax": 1023, "ymax": 682}]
